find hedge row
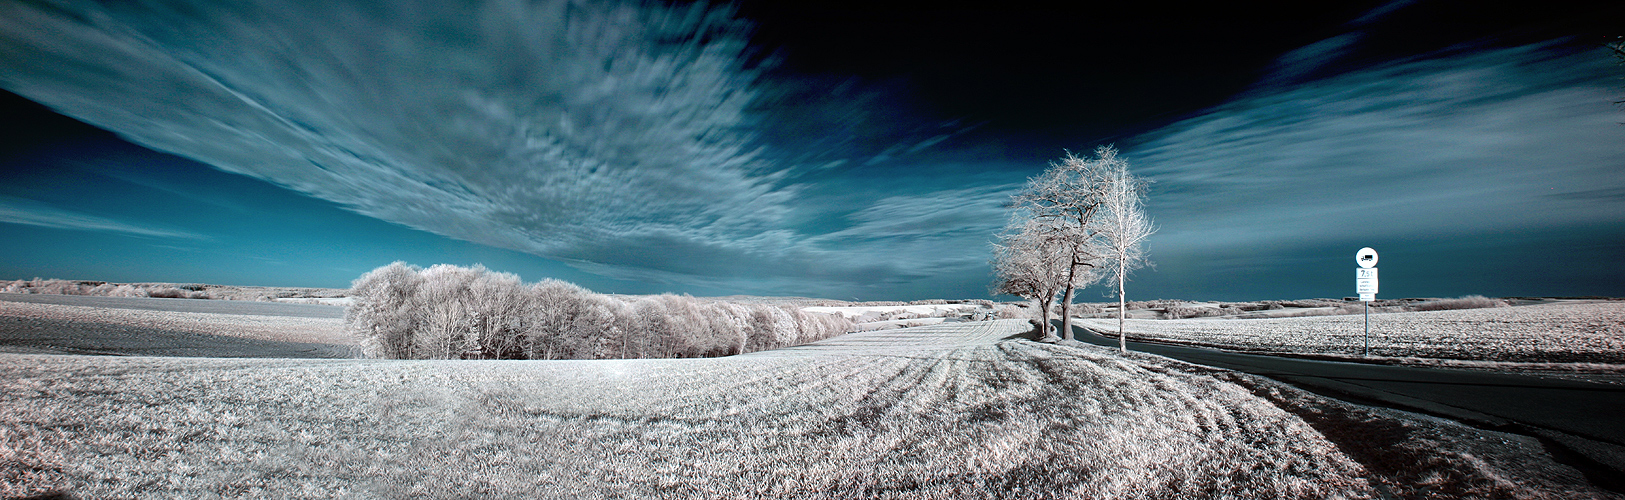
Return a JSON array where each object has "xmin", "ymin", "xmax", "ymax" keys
[{"xmin": 346, "ymin": 262, "xmax": 854, "ymax": 360}]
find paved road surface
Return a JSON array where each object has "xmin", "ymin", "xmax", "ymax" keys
[{"xmin": 1070, "ymin": 323, "xmax": 1625, "ymax": 478}]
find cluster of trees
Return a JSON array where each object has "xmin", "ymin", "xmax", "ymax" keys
[
  {"xmin": 346, "ymin": 263, "xmax": 854, "ymax": 360},
  {"xmin": 992, "ymin": 145, "xmax": 1155, "ymax": 351}
]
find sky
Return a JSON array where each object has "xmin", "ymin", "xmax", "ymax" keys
[{"xmin": 0, "ymin": 0, "xmax": 1621, "ymax": 301}]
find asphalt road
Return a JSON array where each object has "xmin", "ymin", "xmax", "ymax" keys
[
  {"xmin": 1069, "ymin": 323, "xmax": 1625, "ymax": 479},
  {"xmin": 0, "ymin": 293, "xmax": 345, "ymax": 318}
]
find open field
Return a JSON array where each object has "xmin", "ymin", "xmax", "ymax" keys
[
  {"xmin": 1077, "ymin": 301, "xmax": 1625, "ymax": 375},
  {"xmin": 4, "ymin": 318, "xmax": 1620, "ymax": 498},
  {"xmin": 2, "ymin": 294, "xmax": 1620, "ymax": 497},
  {"xmin": 804, "ymin": 304, "xmax": 998, "ymax": 331},
  {"xmin": 0, "ymin": 294, "xmax": 352, "ymax": 357},
  {"xmin": 1, "ymin": 320, "xmax": 1378, "ymax": 498}
]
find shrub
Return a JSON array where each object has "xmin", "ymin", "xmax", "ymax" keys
[
  {"xmin": 2, "ymin": 278, "xmax": 93, "ymax": 295},
  {"xmin": 346, "ymin": 262, "xmax": 854, "ymax": 360},
  {"xmin": 1165, "ymin": 306, "xmax": 1223, "ymax": 319},
  {"xmin": 1412, "ymin": 295, "xmax": 1508, "ymax": 312},
  {"xmin": 1126, "ymin": 299, "xmax": 1178, "ymax": 311},
  {"xmin": 1069, "ymin": 303, "xmax": 1104, "ymax": 315},
  {"xmin": 994, "ymin": 304, "xmax": 1028, "ymax": 320},
  {"xmin": 108, "ymin": 284, "xmax": 147, "ymax": 298},
  {"xmin": 145, "ymin": 287, "xmax": 192, "ymax": 299}
]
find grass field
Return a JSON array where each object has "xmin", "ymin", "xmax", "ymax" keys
[
  {"xmin": 3, "ymin": 307, "xmax": 1618, "ymax": 498},
  {"xmin": 1078, "ymin": 301, "xmax": 1625, "ymax": 370},
  {"xmin": 3, "ymin": 320, "xmax": 1387, "ymax": 498}
]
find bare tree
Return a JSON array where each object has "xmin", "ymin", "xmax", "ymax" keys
[
  {"xmin": 992, "ymin": 218, "xmax": 1069, "ymax": 340},
  {"xmin": 1003, "ymin": 147, "xmax": 1116, "ymax": 341},
  {"xmin": 1098, "ymin": 155, "xmax": 1156, "ymax": 352}
]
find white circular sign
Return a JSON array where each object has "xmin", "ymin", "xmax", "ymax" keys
[{"xmin": 1356, "ymin": 247, "xmax": 1378, "ymax": 268}]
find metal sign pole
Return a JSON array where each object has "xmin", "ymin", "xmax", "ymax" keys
[{"xmin": 1355, "ymin": 247, "xmax": 1378, "ymax": 357}]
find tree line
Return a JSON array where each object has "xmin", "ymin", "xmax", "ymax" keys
[{"xmin": 346, "ymin": 262, "xmax": 854, "ymax": 360}]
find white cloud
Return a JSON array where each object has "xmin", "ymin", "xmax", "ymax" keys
[
  {"xmin": 0, "ymin": 0, "xmax": 1053, "ymax": 295},
  {"xmin": 0, "ymin": 196, "xmax": 207, "ymax": 240},
  {"xmin": 1126, "ymin": 42, "xmax": 1625, "ymax": 253},
  {"xmin": 0, "ymin": 0, "xmax": 798, "ymax": 280}
]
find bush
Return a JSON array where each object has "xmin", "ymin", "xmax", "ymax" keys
[
  {"xmin": 1069, "ymin": 303, "xmax": 1104, "ymax": 315},
  {"xmin": 2, "ymin": 278, "xmax": 94, "ymax": 295},
  {"xmin": 1165, "ymin": 306, "xmax": 1223, "ymax": 319},
  {"xmin": 994, "ymin": 304, "xmax": 1028, "ymax": 320},
  {"xmin": 1412, "ymin": 295, "xmax": 1508, "ymax": 312},
  {"xmin": 144, "ymin": 286, "xmax": 207, "ymax": 299},
  {"xmin": 346, "ymin": 262, "xmax": 855, "ymax": 360},
  {"xmin": 1126, "ymin": 299, "xmax": 1178, "ymax": 311}
]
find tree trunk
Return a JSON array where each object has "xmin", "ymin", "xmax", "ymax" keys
[
  {"xmin": 1117, "ymin": 266, "xmax": 1127, "ymax": 353},
  {"xmin": 1037, "ymin": 296, "xmax": 1054, "ymax": 340},
  {"xmin": 1061, "ymin": 285, "xmax": 1076, "ymax": 341}
]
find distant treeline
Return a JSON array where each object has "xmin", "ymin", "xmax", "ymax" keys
[
  {"xmin": 0, "ymin": 278, "xmax": 347, "ymax": 301},
  {"xmin": 0, "ymin": 278, "xmax": 210, "ymax": 299},
  {"xmin": 346, "ymin": 262, "xmax": 855, "ymax": 360}
]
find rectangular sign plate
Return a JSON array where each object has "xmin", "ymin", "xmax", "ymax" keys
[{"xmin": 1356, "ymin": 268, "xmax": 1378, "ymax": 294}]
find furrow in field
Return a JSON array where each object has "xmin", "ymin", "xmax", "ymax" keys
[{"xmin": 0, "ymin": 320, "xmax": 1375, "ymax": 498}]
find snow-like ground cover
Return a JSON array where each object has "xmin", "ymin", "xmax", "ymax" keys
[
  {"xmin": 802, "ymin": 304, "xmax": 985, "ymax": 321},
  {"xmin": 0, "ymin": 299, "xmax": 352, "ymax": 348},
  {"xmin": 803, "ymin": 304, "xmax": 989, "ymax": 331},
  {"xmin": 5, "ymin": 319, "xmax": 1616, "ymax": 498},
  {"xmin": 1, "ymin": 320, "xmax": 1385, "ymax": 498},
  {"xmin": 1078, "ymin": 301, "xmax": 1625, "ymax": 369},
  {"xmin": 275, "ymin": 297, "xmax": 356, "ymax": 307}
]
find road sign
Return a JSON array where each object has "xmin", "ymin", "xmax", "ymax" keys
[
  {"xmin": 1356, "ymin": 267, "xmax": 1378, "ymax": 296},
  {"xmin": 1356, "ymin": 247, "xmax": 1378, "ymax": 268},
  {"xmin": 1354, "ymin": 247, "xmax": 1378, "ymax": 355}
]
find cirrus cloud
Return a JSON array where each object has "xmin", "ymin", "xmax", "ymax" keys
[
  {"xmin": 0, "ymin": 0, "xmax": 807, "ymax": 282},
  {"xmin": 1126, "ymin": 41, "xmax": 1625, "ymax": 253}
]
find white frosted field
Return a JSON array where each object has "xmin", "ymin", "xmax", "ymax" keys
[
  {"xmin": 1078, "ymin": 301, "xmax": 1625, "ymax": 367},
  {"xmin": 0, "ymin": 299, "xmax": 351, "ymax": 347},
  {"xmin": 4, "ymin": 320, "xmax": 1386, "ymax": 498},
  {"xmin": 801, "ymin": 304, "xmax": 985, "ymax": 321},
  {"xmin": 803, "ymin": 304, "xmax": 989, "ymax": 331},
  {"xmin": 274, "ymin": 297, "xmax": 357, "ymax": 307}
]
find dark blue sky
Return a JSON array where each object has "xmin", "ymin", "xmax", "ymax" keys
[{"xmin": 0, "ymin": 0, "xmax": 1621, "ymax": 301}]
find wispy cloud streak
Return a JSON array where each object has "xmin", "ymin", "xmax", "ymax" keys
[
  {"xmin": 1127, "ymin": 42, "xmax": 1625, "ymax": 252},
  {"xmin": 0, "ymin": 0, "xmax": 1015, "ymax": 294},
  {"xmin": 0, "ymin": 196, "xmax": 206, "ymax": 240},
  {"xmin": 0, "ymin": 0, "xmax": 811, "ymax": 283}
]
